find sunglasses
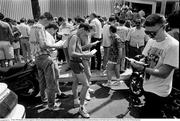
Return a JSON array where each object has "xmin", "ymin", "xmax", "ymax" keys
[{"xmin": 145, "ymin": 25, "xmax": 164, "ymax": 38}]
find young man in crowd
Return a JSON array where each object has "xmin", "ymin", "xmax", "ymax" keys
[
  {"xmin": 130, "ymin": 14, "xmax": 179, "ymax": 118},
  {"xmin": 126, "ymin": 18, "xmax": 149, "ymax": 58},
  {"xmin": 116, "ymin": 19, "xmax": 129, "ymax": 72},
  {"xmin": 103, "ymin": 25, "xmax": 123, "ymax": 87},
  {"xmin": 0, "ymin": 12, "xmax": 14, "ymax": 67},
  {"xmin": 89, "ymin": 13, "xmax": 102, "ymax": 71},
  {"xmin": 68, "ymin": 23, "xmax": 95, "ymax": 118},
  {"xmin": 102, "ymin": 16, "xmax": 116, "ymax": 73},
  {"xmin": 17, "ymin": 18, "xmax": 31, "ymax": 63},
  {"xmin": 29, "ymin": 12, "xmax": 68, "ymax": 111}
]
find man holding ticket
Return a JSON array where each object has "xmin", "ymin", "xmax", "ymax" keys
[
  {"xmin": 68, "ymin": 23, "xmax": 97, "ymax": 118},
  {"xmin": 130, "ymin": 14, "xmax": 179, "ymax": 118}
]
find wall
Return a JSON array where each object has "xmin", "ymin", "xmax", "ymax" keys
[
  {"xmin": 0, "ymin": 0, "xmax": 112, "ymax": 21},
  {"xmin": 0, "ymin": 0, "xmax": 33, "ymax": 21}
]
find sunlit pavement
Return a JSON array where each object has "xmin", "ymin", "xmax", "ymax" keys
[
  {"xmin": 18, "ymin": 83, "xmax": 138, "ymax": 118},
  {"xmin": 18, "ymin": 64, "xmax": 138, "ymax": 118}
]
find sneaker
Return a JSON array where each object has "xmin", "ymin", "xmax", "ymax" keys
[
  {"xmin": 79, "ymin": 107, "xmax": 90, "ymax": 118},
  {"xmin": 88, "ymin": 88, "xmax": 95, "ymax": 94},
  {"xmin": 48, "ymin": 102, "xmax": 61, "ymax": 111},
  {"xmin": 102, "ymin": 81, "xmax": 113, "ymax": 87},
  {"xmin": 56, "ymin": 93, "xmax": 69, "ymax": 99},
  {"xmin": 85, "ymin": 91, "xmax": 91, "ymax": 101}
]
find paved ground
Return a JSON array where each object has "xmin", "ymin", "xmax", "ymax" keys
[
  {"xmin": 19, "ymin": 82, "xmax": 141, "ymax": 118},
  {"xmin": 18, "ymin": 64, "xmax": 142, "ymax": 118}
]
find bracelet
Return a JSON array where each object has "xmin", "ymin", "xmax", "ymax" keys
[{"xmin": 142, "ymin": 66, "xmax": 146, "ymax": 72}]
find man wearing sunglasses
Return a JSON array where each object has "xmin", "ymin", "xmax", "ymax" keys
[
  {"xmin": 130, "ymin": 14, "xmax": 179, "ymax": 118},
  {"xmin": 126, "ymin": 18, "xmax": 149, "ymax": 59}
]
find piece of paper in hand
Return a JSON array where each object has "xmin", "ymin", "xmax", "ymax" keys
[
  {"xmin": 91, "ymin": 49, "xmax": 97, "ymax": 55},
  {"xmin": 55, "ymin": 41, "xmax": 65, "ymax": 47}
]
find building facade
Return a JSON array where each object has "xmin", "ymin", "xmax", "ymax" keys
[{"xmin": 0, "ymin": 0, "xmax": 179, "ymax": 21}]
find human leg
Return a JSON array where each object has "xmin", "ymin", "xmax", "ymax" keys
[
  {"xmin": 3, "ymin": 41, "xmax": 14, "ymax": 66},
  {"xmin": 83, "ymin": 60, "xmax": 93, "ymax": 100},
  {"xmin": 115, "ymin": 63, "xmax": 120, "ymax": 79},
  {"xmin": 75, "ymin": 72, "xmax": 90, "ymax": 118},
  {"xmin": 37, "ymin": 68, "xmax": 47, "ymax": 102},
  {"xmin": 103, "ymin": 62, "xmax": 114, "ymax": 86},
  {"xmin": 44, "ymin": 59, "xmax": 60, "ymax": 109},
  {"xmin": 96, "ymin": 42, "xmax": 102, "ymax": 70},
  {"xmin": 25, "ymin": 39, "xmax": 32, "ymax": 62},
  {"xmin": 0, "ymin": 44, "xmax": 5, "ymax": 67},
  {"xmin": 102, "ymin": 47, "xmax": 109, "ymax": 70},
  {"xmin": 20, "ymin": 39, "xmax": 27, "ymax": 62},
  {"xmin": 70, "ymin": 60, "xmax": 90, "ymax": 117},
  {"xmin": 139, "ymin": 91, "xmax": 165, "ymax": 118}
]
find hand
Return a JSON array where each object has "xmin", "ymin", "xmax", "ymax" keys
[
  {"xmin": 130, "ymin": 61, "xmax": 144, "ymax": 71},
  {"xmin": 91, "ymin": 41, "xmax": 100, "ymax": 46},
  {"xmin": 84, "ymin": 52, "xmax": 94, "ymax": 58}
]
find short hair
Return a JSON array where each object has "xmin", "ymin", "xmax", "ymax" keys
[
  {"xmin": 90, "ymin": 13, "xmax": 97, "ymax": 18},
  {"xmin": 109, "ymin": 17, "xmax": 116, "ymax": 22},
  {"xmin": 79, "ymin": 23, "xmax": 92, "ymax": 32},
  {"xmin": 27, "ymin": 19, "xmax": 35, "ymax": 24},
  {"xmin": 119, "ymin": 19, "xmax": 125, "ymax": 24},
  {"xmin": 39, "ymin": 12, "xmax": 53, "ymax": 21},
  {"xmin": 45, "ymin": 23, "xmax": 59, "ymax": 30},
  {"xmin": 58, "ymin": 17, "xmax": 65, "ymax": 22},
  {"xmin": 20, "ymin": 18, "xmax": 26, "ymax": 23},
  {"xmin": 3, "ymin": 17, "xmax": 11, "ymax": 23},
  {"xmin": 125, "ymin": 20, "xmax": 131, "ymax": 28},
  {"xmin": 109, "ymin": 25, "xmax": 117, "ymax": 33},
  {"xmin": 68, "ymin": 18, "xmax": 72, "ymax": 22},
  {"xmin": 144, "ymin": 14, "xmax": 166, "ymax": 27},
  {"xmin": 0, "ymin": 12, "xmax": 4, "ymax": 20},
  {"xmin": 74, "ymin": 16, "xmax": 85, "ymax": 23}
]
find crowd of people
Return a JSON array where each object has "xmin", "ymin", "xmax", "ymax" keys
[{"xmin": 0, "ymin": 3, "xmax": 179, "ymax": 118}]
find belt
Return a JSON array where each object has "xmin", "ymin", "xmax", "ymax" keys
[{"xmin": 20, "ymin": 37, "xmax": 29, "ymax": 39}]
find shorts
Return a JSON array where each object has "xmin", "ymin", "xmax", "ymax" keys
[
  {"xmin": 70, "ymin": 60, "xmax": 84, "ymax": 74},
  {"xmin": 0, "ymin": 41, "xmax": 14, "ymax": 60},
  {"xmin": 107, "ymin": 61, "xmax": 120, "ymax": 72},
  {"xmin": 12, "ymin": 41, "xmax": 20, "ymax": 49}
]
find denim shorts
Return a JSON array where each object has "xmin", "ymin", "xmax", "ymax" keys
[{"xmin": 70, "ymin": 60, "xmax": 84, "ymax": 74}]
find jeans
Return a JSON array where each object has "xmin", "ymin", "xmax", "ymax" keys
[
  {"xmin": 20, "ymin": 38, "xmax": 31, "ymax": 62},
  {"xmin": 102, "ymin": 47, "xmax": 110, "ymax": 70},
  {"xmin": 139, "ymin": 91, "xmax": 167, "ymax": 118},
  {"xmin": 35, "ymin": 54, "xmax": 59, "ymax": 107}
]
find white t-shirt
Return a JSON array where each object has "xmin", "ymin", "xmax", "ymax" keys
[
  {"xmin": 17, "ymin": 23, "xmax": 30, "ymax": 37},
  {"xmin": 117, "ymin": 25, "xmax": 129, "ymax": 42},
  {"xmin": 127, "ymin": 27, "xmax": 149, "ymax": 47},
  {"xmin": 90, "ymin": 18, "xmax": 102, "ymax": 39},
  {"xmin": 142, "ymin": 34, "xmax": 179, "ymax": 97},
  {"xmin": 102, "ymin": 24, "xmax": 110, "ymax": 47},
  {"xmin": 46, "ymin": 31, "xmax": 57, "ymax": 59}
]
